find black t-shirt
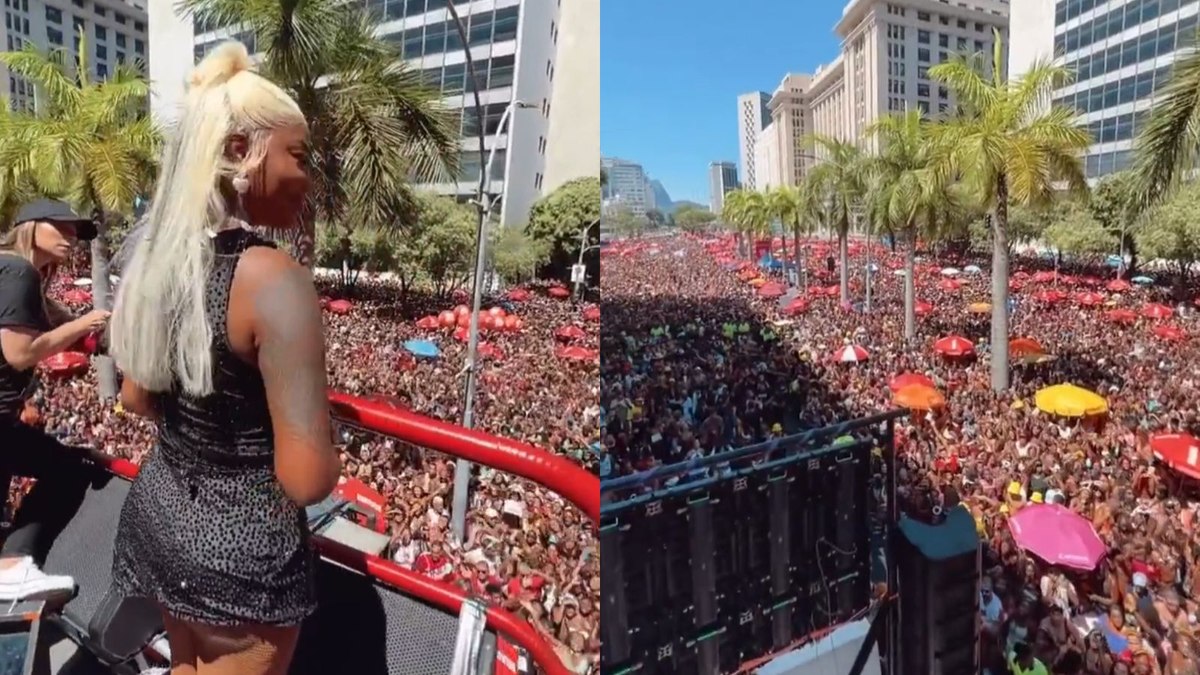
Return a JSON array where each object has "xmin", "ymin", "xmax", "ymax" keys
[{"xmin": 0, "ymin": 254, "xmax": 48, "ymax": 420}]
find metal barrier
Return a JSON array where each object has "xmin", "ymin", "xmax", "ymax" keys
[{"xmin": 599, "ymin": 411, "xmax": 906, "ymax": 675}]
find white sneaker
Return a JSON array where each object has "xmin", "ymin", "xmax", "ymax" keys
[{"xmin": 0, "ymin": 557, "xmax": 75, "ymax": 602}]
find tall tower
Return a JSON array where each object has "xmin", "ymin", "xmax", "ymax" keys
[{"xmin": 736, "ymin": 91, "xmax": 771, "ymax": 190}]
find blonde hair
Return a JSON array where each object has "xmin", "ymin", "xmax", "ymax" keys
[
  {"xmin": 0, "ymin": 220, "xmax": 57, "ymax": 289},
  {"xmin": 109, "ymin": 41, "xmax": 306, "ymax": 396}
]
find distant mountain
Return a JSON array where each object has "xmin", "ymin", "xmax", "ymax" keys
[
  {"xmin": 673, "ymin": 200, "xmax": 707, "ymax": 212},
  {"xmin": 649, "ymin": 180, "xmax": 675, "ymax": 214}
]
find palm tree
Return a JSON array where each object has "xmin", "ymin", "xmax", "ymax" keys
[
  {"xmin": 1, "ymin": 36, "xmax": 160, "ymax": 399},
  {"xmin": 930, "ymin": 33, "xmax": 1090, "ymax": 391},
  {"xmin": 768, "ymin": 184, "xmax": 816, "ymax": 287},
  {"xmin": 1128, "ymin": 31, "xmax": 1200, "ymax": 212},
  {"xmin": 806, "ymin": 137, "xmax": 871, "ymax": 304},
  {"xmin": 723, "ymin": 189, "xmax": 771, "ymax": 259},
  {"xmin": 868, "ymin": 110, "xmax": 968, "ymax": 339},
  {"xmin": 180, "ymin": 0, "xmax": 460, "ymax": 267}
]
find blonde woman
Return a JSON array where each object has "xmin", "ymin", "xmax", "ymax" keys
[
  {"xmin": 108, "ymin": 43, "xmax": 340, "ymax": 675},
  {"xmin": 0, "ymin": 200, "xmax": 108, "ymax": 602}
]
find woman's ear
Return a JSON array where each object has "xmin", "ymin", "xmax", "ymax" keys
[{"xmin": 224, "ymin": 134, "xmax": 249, "ymax": 163}]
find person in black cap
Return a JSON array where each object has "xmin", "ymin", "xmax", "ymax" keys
[{"xmin": 0, "ymin": 198, "xmax": 109, "ymax": 601}]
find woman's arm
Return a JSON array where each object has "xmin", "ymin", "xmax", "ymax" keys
[
  {"xmin": 246, "ymin": 249, "xmax": 341, "ymax": 506},
  {"xmin": 119, "ymin": 377, "xmax": 158, "ymax": 420}
]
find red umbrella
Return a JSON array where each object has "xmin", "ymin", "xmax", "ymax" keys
[
  {"xmin": 783, "ymin": 298, "xmax": 810, "ymax": 316},
  {"xmin": 326, "ymin": 299, "xmax": 352, "ymax": 315},
  {"xmin": 1075, "ymin": 292, "xmax": 1104, "ymax": 307},
  {"xmin": 938, "ymin": 278, "xmax": 963, "ymax": 291},
  {"xmin": 1106, "ymin": 279, "xmax": 1131, "ymax": 292},
  {"xmin": 914, "ymin": 301, "xmax": 934, "ymax": 316},
  {"xmin": 41, "ymin": 352, "xmax": 89, "ymax": 377},
  {"xmin": 889, "ymin": 373, "xmax": 935, "ymax": 392},
  {"xmin": 507, "ymin": 288, "xmax": 531, "ymax": 302},
  {"xmin": 1153, "ymin": 324, "xmax": 1187, "ymax": 341},
  {"xmin": 1106, "ymin": 308, "xmax": 1137, "ymax": 324},
  {"xmin": 556, "ymin": 346, "xmax": 597, "ymax": 361},
  {"xmin": 415, "ymin": 315, "xmax": 440, "ymax": 330},
  {"xmin": 934, "ymin": 336, "xmax": 975, "ymax": 357},
  {"xmin": 548, "ymin": 286, "xmax": 570, "ymax": 299},
  {"xmin": 757, "ymin": 282, "xmax": 786, "ymax": 298},
  {"xmin": 1032, "ymin": 271, "xmax": 1058, "ymax": 283},
  {"xmin": 831, "ymin": 344, "xmax": 869, "ymax": 363},
  {"xmin": 1032, "ymin": 290, "xmax": 1066, "ymax": 303},
  {"xmin": 582, "ymin": 306, "xmax": 600, "ymax": 321},
  {"xmin": 453, "ymin": 326, "xmax": 469, "ymax": 342},
  {"xmin": 554, "ymin": 325, "xmax": 587, "ymax": 341},
  {"xmin": 1142, "ymin": 303, "xmax": 1173, "ymax": 320},
  {"xmin": 1151, "ymin": 433, "xmax": 1200, "ymax": 481}
]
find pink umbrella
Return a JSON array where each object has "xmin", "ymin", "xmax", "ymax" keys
[{"xmin": 1008, "ymin": 503, "xmax": 1107, "ymax": 571}]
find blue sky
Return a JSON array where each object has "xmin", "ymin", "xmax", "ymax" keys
[{"xmin": 600, "ymin": 0, "xmax": 845, "ymax": 205}]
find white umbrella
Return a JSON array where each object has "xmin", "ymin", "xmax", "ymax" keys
[
  {"xmin": 940, "ymin": 267, "xmax": 961, "ymax": 277},
  {"xmin": 964, "ymin": 265, "xmax": 982, "ymax": 274},
  {"xmin": 73, "ymin": 278, "xmax": 91, "ymax": 287},
  {"xmin": 893, "ymin": 269, "xmax": 907, "ymax": 277},
  {"xmin": 832, "ymin": 344, "xmax": 869, "ymax": 363}
]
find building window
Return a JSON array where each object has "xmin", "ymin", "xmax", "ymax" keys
[
  {"xmin": 116, "ymin": 50, "xmax": 124, "ymax": 63},
  {"xmin": 918, "ymin": 29, "xmax": 930, "ymax": 44},
  {"xmin": 44, "ymin": 5, "xmax": 59, "ymax": 22},
  {"xmin": 71, "ymin": 0, "xmax": 83, "ymax": 7},
  {"xmin": 134, "ymin": 38, "xmax": 144, "ymax": 54},
  {"xmin": 94, "ymin": 4, "xmax": 104, "ymax": 17},
  {"xmin": 917, "ymin": 10, "xmax": 930, "ymax": 21},
  {"xmin": 94, "ymin": 24, "xmax": 106, "ymax": 41},
  {"xmin": 97, "ymin": 62, "xmax": 107, "ymax": 78},
  {"xmin": 134, "ymin": 20, "xmax": 145, "ymax": 32},
  {"xmin": 116, "ymin": 33, "xmax": 125, "ymax": 48},
  {"xmin": 918, "ymin": 47, "xmax": 930, "ymax": 62},
  {"xmin": 938, "ymin": 33, "xmax": 948, "ymax": 48},
  {"xmin": 95, "ymin": 43, "xmax": 106, "ymax": 60},
  {"xmin": 47, "ymin": 26, "xmax": 62, "ymax": 45},
  {"xmin": 918, "ymin": 83, "xmax": 930, "ymax": 97},
  {"xmin": 113, "ymin": 11, "xmax": 125, "ymax": 24}
]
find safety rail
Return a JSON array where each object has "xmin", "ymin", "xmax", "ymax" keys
[{"xmin": 99, "ymin": 390, "xmax": 601, "ymax": 675}]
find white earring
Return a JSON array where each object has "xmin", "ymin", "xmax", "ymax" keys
[{"xmin": 231, "ymin": 172, "xmax": 250, "ymax": 195}]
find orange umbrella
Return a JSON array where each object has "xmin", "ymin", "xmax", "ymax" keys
[
  {"xmin": 1009, "ymin": 337, "xmax": 1044, "ymax": 357},
  {"xmin": 893, "ymin": 384, "xmax": 946, "ymax": 411},
  {"xmin": 890, "ymin": 372, "xmax": 936, "ymax": 392}
]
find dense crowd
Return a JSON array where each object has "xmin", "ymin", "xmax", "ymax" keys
[
  {"xmin": 602, "ymin": 232, "xmax": 1200, "ymax": 675},
  {"xmin": 22, "ymin": 259, "xmax": 600, "ymax": 671}
]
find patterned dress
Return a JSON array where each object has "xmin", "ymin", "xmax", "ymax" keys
[{"xmin": 112, "ymin": 230, "xmax": 316, "ymax": 626}]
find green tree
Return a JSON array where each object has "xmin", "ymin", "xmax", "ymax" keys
[
  {"xmin": 806, "ymin": 137, "xmax": 872, "ymax": 304},
  {"xmin": 1042, "ymin": 202, "xmax": 1117, "ymax": 259},
  {"xmin": 721, "ymin": 189, "xmax": 771, "ymax": 258},
  {"xmin": 930, "ymin": 33, "xmax": 1091, "ymax": 391},
  {"xmin": 526, "ymin": 176, "xmax": 601, "ymax": 274},
  {"xmin": 1087, "ymin": 171, "xmax": 1139, "ymax": 272},
  {"xmin": 403, "ymin": 193, "xmax": 476, "ymax": 296},
  {"xmin": 674, "ymin": 204, "xmax": 717, "ymax": 233},
  {"xmin": 645, "ymin": 208, "xmax": 665, "ymax": 227},
  {"xmin": 180, "ymin": 0, "xmax": 459, "ymax": 266},
  {"xmin": 967, "ymin": 203, "xmax": 1054, "ymax": 254},
  {"xmin": 1, "ymin": 37, "xmax": 160, "ymax": 399},
  {"xmin": 1135, "ymin": 181, "xmax": 1200, "ymax": 284},
  {"xmin": 605, "ymin": 206, "xmax": 643, "ymax": 239},
  {"xmin": 491, "ymin": 225, "xmax": 550, "ymax": 284},
  {"xmin": 315, "ymin": 222, "xmax": 398, "ymax": 290},
  {"xmin": 767, "ymin": 184, "xmax": 816, "ymax": 284}
]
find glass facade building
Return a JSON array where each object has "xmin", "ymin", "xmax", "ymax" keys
[
  {"xmin": 180, "ymin": 0, "xmax": 561, "ymax": 226},
  {"xmin": 1051, "ymin": 0, "xmax": 1200, "ymax": 178}
]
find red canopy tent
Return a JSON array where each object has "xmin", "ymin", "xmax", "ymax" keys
[
  {"xmin": 547, "ymin": 286, "xmax": 570, "ymax": 299},
  {"xmin": 582, "ymin": 306, "xmax": 600, "ymax": 322},
  {"xmin": 327, "ymin": 299, "xmax": 353, "ymax": 315},
  {"xmin": 1143, "ymin": 303, "xmax": 1173, "ymax": 320},
  {"xmin": 1106, "ymin": 309, "xmax": 1137, "ymax": 324},
  {"xmin": 1153, "ymin": 324, "xmax": 1187, "ymax": 341},
  {"xmin": 415, "ymin": 316, "xmax": 440, "ymax": 330},
  {"xmin": 507, "ymin": 288, "xmax": 531, "ymax": 302},
  {"xmin": 554, "ymin": 325, "xmax": 587, "ymax": 342},
  {"xmin": 556, "ymin": 346, "xmax": 597, "ymax": 362}
]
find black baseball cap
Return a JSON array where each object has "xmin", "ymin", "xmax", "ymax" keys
[{"xmin": 13, "ymin": 199, "xmax": 97, "ymax": 241}]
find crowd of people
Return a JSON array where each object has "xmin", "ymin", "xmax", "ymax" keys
[
  {"xmin": 22, "ymin": 258, "xmax": 600, "ymax": 671},
  {"xmin": 602, "ymin": 232, "xmax": 1200, "ymax": 674}
]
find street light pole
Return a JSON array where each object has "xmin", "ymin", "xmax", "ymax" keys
[
  {"xmin": 574, "ymin": 218, "xmax": 600, "ymax": 298},
  {"xmin": 444, "ymin": 2, "xmax": 536, "ymax": 544}
]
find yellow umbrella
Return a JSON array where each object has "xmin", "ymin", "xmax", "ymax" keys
[
  {"xmin": 749, "ymin": 278, "xmax": 767, "ymax": 287},
  {"xmin": 968, "ymin": 302, "xmax": 991, "ymax": 314},
  {"xmin": 1034, "ymin": 384, "xmax": 1108, "ymax": 417}
]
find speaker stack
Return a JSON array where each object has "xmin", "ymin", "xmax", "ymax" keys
[{"xmin": 894, "ymin": 505, "xmax": 981, "ymax": 675}]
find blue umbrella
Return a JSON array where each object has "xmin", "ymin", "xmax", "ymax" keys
[
  {"xmin": 1106, "ymin": 254, "xmax": 1123, "ymax": 268},
  {"xmin": 403, "ymin": 339, "xmax": 440, "ymax": 359},
  {"xmin": 1132, "ymin": 275, "xmax": 1154, "ymax": 285}
]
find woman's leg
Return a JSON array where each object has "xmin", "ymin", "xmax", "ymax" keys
[
  {"xmin": 191, "ymin": 622, "xmax": 300, "ymax": 675},
  {"xmin": 160, "ymin": 611, "xmax": 199, "ymax": 675}
]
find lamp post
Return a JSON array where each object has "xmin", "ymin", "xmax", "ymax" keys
[
  {"xmin": 573, "ymin": 218, "xmax": 600, "ymax": 298},
  {"xmin": 445, "ymin": 2, "xmax": 537, "ymax": 544}
]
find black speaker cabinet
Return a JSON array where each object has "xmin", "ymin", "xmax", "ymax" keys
[{"xmin": 895, "ymin": 505, "xmax": 981, "ymax": 675}]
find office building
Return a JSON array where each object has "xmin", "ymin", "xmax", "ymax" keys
[
  {"xmin": 736, "ymin": 91, "xmax": 771, "ymax": 190},
  {"xmin": 149, "ymin": 0, "xmax": 561, "ymax": 228},
  {"xmin": 808, "ymin": 0, "xmax": 1010, "ymax": 149},
  {"xmin": 1011, "ymin": 0, "xmax": 1197, "ymax": 180},
  {"xmin": 601, "ymin": 156, "xmax": 652, "ymax": 217},
  {"xmin": 3, "ymin": 0, "xmax": 147, "ymax": 111},
  {"xmin": 708, "ymin": 161, "xmax": 739, "ymax": 214},
  {"xmin": 544, "ymin": 0, "xmax": 597, "ymax": 192},
  {"xmin": 754, "ymin": 119, "xmax": 781, "ymax": 191},
  {"xmin": 766, "ymin": 73, "xmax": 815, "ymax": 187}
]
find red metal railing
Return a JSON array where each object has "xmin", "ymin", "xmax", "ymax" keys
[{"xmin": 100, "ymin": 391, "xmax": 600, "ymax": 675}]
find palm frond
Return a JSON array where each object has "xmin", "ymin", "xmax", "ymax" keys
[{"xmin": 1129, "ymin": 38, "xmax": 1200, "ymax": 211}]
